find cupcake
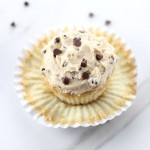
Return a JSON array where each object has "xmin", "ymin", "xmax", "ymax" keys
[
  {"xmin": 15, "ymin": 27, "xmax": 137, "ymax": 128},
  {"xmin": 41, "ymin": 30, "xmax": 118, "ymax": 105}
]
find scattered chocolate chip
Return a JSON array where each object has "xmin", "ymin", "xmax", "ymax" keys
[
  {"xmin": 97, "ymin": 44, "xmax": 100, "ymax": 46},
  {"xmin": 73, "ymin": 37, "xmax": 81, "ymax": 47},
  {"xmin": 89, "ymin": 12, "xmax": 94, "ymax": 18},
  {"xmin": 24, "ymin": 1, "xmax": 29, "ymax": 7},
  {"xmin": 105, "ymin": 20, "xmax": 111, "ymax": 25},
  {"xmin": 55, "ymin": 37, "xmax": 60, "ymax": 43},
  {"xmin": 63, "ymin": 77, "xmax": 70, "ymax": 85},
  {"xmin": 64, "ymin": 35, "xmax": 67, "ymax": 38},
  {"xmin": 53, "ymin": 48, "xmax": 62, "ymax": 57},
  {"xmin": 81, "ymin": 58, "xmax": 87, "ymax": 67},
  {"xmin": 43, "ymin": 49, "xmax": 46, "ymax": 54},
  {"xmin": 79, "ymin": 67, "xmax": 82, "ymax": 71},
  {"xmin": 71, "ymin": 72, "xmax": 76, "ymax": 79},
  {"xmin": 41, "ymin": 68, "xmax": 45, "ymax": 71},
  {"xmin": 96, "ymin": 54, "xmax": 103, "ymax": 61},
  {"xmin": 62, "ymin": 61, "xmax": 67, "ymax": 67},
  {"xmin": 10, "ymin": 22, "xmax": 16, "ymax": 27},
  {"xmin": 82, "ymin": 71, "xmax": 90, "ymax": 79},
  {"xmin": 109, "ymin": 55, "xmax": 114, "ymax": 64}
]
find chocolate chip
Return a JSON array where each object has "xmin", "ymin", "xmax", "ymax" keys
[
  {"xmin": 53, "ymin": 48, "xmax": 62, "ymax": 57},
  {"xmin": 79, "ymin": 67, "xmax": 82, "ymax": 71},
  {"xmin": 24, "ymin": 1, "xmax": 29, "ymax": 6},
  {"xmin": 63, "ymin": 77, "xmax": 70, "ymax": 85},
  {"xmin": 64, "ymin": 35, "xmax": 67, "ymax": 38},
  {"xmin": 55, "ymin": 37, "xmax": 60, "ymax": 43},
  {"xmin": 105, "ymin": 20, "xmax": 111, "ymax": 25},
  {"xmin": 82, "ymin": 71, "xmax": 90, "ymax": 79},
  {"xmin": 62, "ymin": 61, "xmax": 67, "ymax": 67},
  {"xmin": 89, "ymin": 12, "xmax": 94, "ymax": 18},
  {"xmin": 10, "ymin": 22, "xmax": 16, "ymax": 27},
  {"xmin": 71, "ymin": 72, "xmax": 76, "ymax": 79},
  {"xmin": 81, "ymin": 58, "xmax": 87, "ymax": 67},
  {"xmin": 41, "ymin": 68, "xmax": 45, "ymax": 71},
  {"xmin": 73, "ymin": 38, "xmax": 81, "ymax": 47},
  {"xmin": 96, "ymin": 54, "xmax": 103, "ymax": 61},
  {"xmin": 43, "ymin": 49, "xmax": 46, "ymax": 54}
]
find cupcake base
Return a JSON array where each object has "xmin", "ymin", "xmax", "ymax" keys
[{"xmin": 15, "ymin": 27, "xmax": 137, "ymax": 128}]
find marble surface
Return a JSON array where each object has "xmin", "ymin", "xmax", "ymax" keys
[{"xmin": 0, "ymin": 0, "xmax": 150, "ymax": 149}]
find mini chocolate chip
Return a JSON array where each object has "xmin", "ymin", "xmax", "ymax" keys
[
  {"xmin": 62, "ymin": 61, "xmax": 67, "ymax": 67},
  {"xmin": 55, "ymin": 37, "xmax": 60, "ymax": 43},
  {"xmin": 79, "ymin": 67, "xmax": 82, "ymax": 71},
  {"xmin": 63, "ymin": 77, "xmax": 70, "ymax": 85},
  {"xmin": 53, "ymin": 48, "xmax": 62, "ymax": 57},
  {"xmin": 71, "ymin": 72, "xmax": 76, "ymax": 79},
  {"xmin": 81, "ymin": 58, "xmax": 87, "ymax": 67},
  {"xmin": 10, "ymin": 22, "xmax": 16, "ymax": 27},
  {"xmin": 41, "ymin": 68, "xmax": 45, "ymax": 71},
  {"xmin": 105, "ymin": 20, "xmax": 111, "ymax": 25},
  {"xmin": 89, "ymin": 12, "xmax": 94, "ymax": 18},
  {"xmin": 82, "ymin": 71, "xmax": 90, "ymax": 79},
  {"xmin": 64, "ymin": 35, "xmax": 67, "ymax": 37},
  {"xmin": 73, "ymin": 38, "xmax": 81, "ymax": 47},
  {"xmin": 43, "ymin": 49, "xmax": 46, "ymax": 54},
  {"xmin": 95, "ymin": 82, "xmax": 98, "ymax": 85},
  {"xmin": 24, "ymin": 1, "xmax": 29, "ymax": 6},
  {"xmin": 96, "ymin": 54, "xmax": 103, "ymax": 61}
]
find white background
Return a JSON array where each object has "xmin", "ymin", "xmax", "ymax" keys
[{"xmin": 0, "ymin": 0, "xmax": 150, "ymax": 150}]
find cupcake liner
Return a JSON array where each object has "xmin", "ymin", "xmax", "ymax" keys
[{"xmin": 14, "ymin": 27, "xmax": 137, "ymax": 128}]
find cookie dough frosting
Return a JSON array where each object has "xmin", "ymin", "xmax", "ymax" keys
[{"xmin": 41, "ymin": 29, "xmax": 118, "ymax": 96}]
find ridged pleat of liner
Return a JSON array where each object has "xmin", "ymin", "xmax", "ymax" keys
[{"xmin": 14, "ymin": 27, "xmax": 137, "ymax": 128}]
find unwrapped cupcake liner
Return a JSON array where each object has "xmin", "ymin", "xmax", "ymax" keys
[{"xmin": 14, "ymin": 27, "xmax": 137, "ymax": 128}]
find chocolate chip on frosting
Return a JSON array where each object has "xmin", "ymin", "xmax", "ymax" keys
[
  {"xmin": 63, "ymin": 77, "xmax": 70, "ymax": 85},
  {"xmin": 53, "ymin": 48, "xmax": 62, "ymax": 57},
  {"xmin": 43, "ymin": 49, "xmax": 46, "ymax": 54},
  {"xmin": 41, "ymin": 68, "xmax": 45, "ymax": 75},
  {"xmin": 96, "ymin": 54, "xmax": 103, "ymax": 61},
  {"xmin": 82, "ymin": 71, "xmax": 90, "ymax": 79},
  {"xmin": 55, "ymin": 37, "xmax": 60, "ymax": 43},
  {"xmin": 41, "ymin": 68, "xmax": 45, "ymax": 71},
  {"xmin": 79, "ymin": 67, "xmax": 82, "ymax": 71},
  {"xmin": 81, "ymin": 58, "xmax": 87, "ymax": 67},
  {"xmin": 73, "ymin": 37, "xmax": 81, "ymax": 47},
  {"xmin": 62, "ymin": 61, "xmax": 67, "ymax": 67},
  {"xmin": 71, "ymin": 72, "xmax": 76, "ymax": 79}
]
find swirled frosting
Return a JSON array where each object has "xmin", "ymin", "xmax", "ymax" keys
[{"xmin": 41, "ymin": 29, "xmax": 118, "ymax": 95}]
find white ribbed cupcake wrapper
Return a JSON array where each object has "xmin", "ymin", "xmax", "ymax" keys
[{"xmin": 14, "ymin": 27, "xmax": 137, "ymax": 128}]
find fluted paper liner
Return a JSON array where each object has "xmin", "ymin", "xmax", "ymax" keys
[{"xmin": 14, "ymin": 27, "xmax": 137, "ymax": 128}]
